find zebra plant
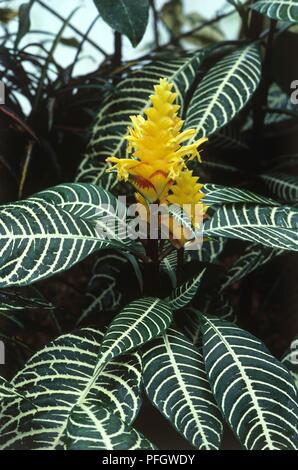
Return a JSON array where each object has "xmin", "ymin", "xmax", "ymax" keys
[{"xmin": 0, "ymin": 0, "xmax": 298, "ymax": 452}]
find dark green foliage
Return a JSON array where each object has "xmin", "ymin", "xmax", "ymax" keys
[{"xmin": 0, "ymin": 0, "xmax": 298, "ymax": 451}]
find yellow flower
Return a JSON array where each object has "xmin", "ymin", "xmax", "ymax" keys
[
  {"xmin": 166, "ymin": 169, "xmax": 207, "ymax": 223},
  {"xmin": 164, "ymin": 169, "xmax": 207, "ymax": 248},
  {"xmin": 107, "ymin": 78, "xmax": 207, "ymax": 203}
]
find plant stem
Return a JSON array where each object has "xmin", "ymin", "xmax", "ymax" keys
[
  {"xmin": 144, "ymin": 239, "xmax": 160, "ymax": 296},
  {"xmin": 113, "ymin": 31, "xmax": 122, "ymax": 68},
  {"xmin": 19, "ymin": 140, "xmax": 34, "ymax": 198},
  {"xmin": 176, "ymin": 247, "xmax": 184, "ymax": 287},
  {"xmin": 150, "ymin": 0, "xmax": 160, "ymax": 48},
  {"xmin": 248, "ymin": 0, "xmax": 264, "ymax": 40}
]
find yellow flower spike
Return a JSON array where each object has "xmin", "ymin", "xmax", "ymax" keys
[
  {"xmin": 106, "ymin": 78, "xmax": 208, "ymax": 203},
  {"xmin": 166, "ymin": 169, "xmax": 207, "ymax": 225},
  {"xmin": 160, "ymin": 169, "xmax": 207, "ymax": 248}
]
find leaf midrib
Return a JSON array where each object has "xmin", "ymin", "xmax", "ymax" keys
[
  {"xmin": 188, "ymin": 46, "xmax": 254, "ymax": 141},
  {"xmin": 163, "ymin": 332, "xmax": 211, "ymax": 449},
  {"xmin": 203, "ymin": 317, "xmax": 275, "ymax": 449}
]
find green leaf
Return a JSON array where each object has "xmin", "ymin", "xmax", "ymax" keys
[
  {"xmin": 182, "ymin": 307, "xmax": 203, "ymax": 345},
  {"xmin": 209, "ymin": 124, "xmax": 249, "ymax": 151},
  {"xmin": 265, "ymin": 83, "xmax": 298, "ymax": 124},
  {"xmin": 204, "ymin": 294, "xmax": 236, "ymax": 322},
  {"xmin": 0, "ymin": 376, "xmax": 34, "ymax": 404},
  {"xmin": 142, "ymin": 326, "xmax": 223, "ymax": 449},
  {"xmin": 0, "ymin": 183, "xmax": 141, "ymax": 287},
  {"xmin": 77, "ymin": 54, "xmax": 204, "ymax": 185},
  {"xmin": 185, "ymin": 44, "xmax": 261, "ymax": 139},
  {"xmin": 260, "ymin": 172, "xmax": 298, "ymax": 202},
  {"xmin": 167, "ymin": 203, "xmax": 199, "ymax": 246},
  {"xmin": 220, "ymin": 243, "xmax": 284, "ymax": 290},
  {"xmin": 93, "ymin": 0, "xmax": 149, "ymax": 46},
  {"xmin": 203, "ymin": 184, "xmax": 277, "ymax": 206},
  {"xmin": 97, "ymin": 298, "xmax": 173, "ymax": 368},
  {"xmin": 0, "ymin": 290, "xmax": 52, "ymax": 311},
  {"xmin": 271, "ymin": 153, "xmax": 298, "ymax": 171},
  {"xmin": 202, "ymin": 158, "xmax": 242, "ymax": 175},
  {"xmin": 160, "ymin": 250, "xmax": 178, "ymax": 288},
  {"xmin": 77, "ymin": 249, "xmax": 142, "ymax": 326},
  {"xmin": 195, "ymin": 237, "xmax": 226, "ymax": 263},
  {"xmin": 166, "ymin": 270, "xmax": 205, "ymax": 310},
  {"xmin": 243, "ymin": 83, "xmax": 298, "ymax": 130},
  {"xmin": 204, "ymin": 204, "xmax": 298, "ymax": 251},
  {"xmin": 200, "ymin": 315, "xmax": 298, "ymax": 449},
  {"xmin": 282, "ymin": 336, "xmax": 298, "ymax": 391},
  {"xmin": 66, "ymin": 403, "xmax": 155, "ymax": 450},
  {"xmin": 0, "ymin": 377, "xmax": 22, "ymax": 400},
  {"xmin": 183, "ymin": 295, "xmax": 236, "ymax": 346},
  {"xmin": 77, "ymin": 264, "xmax": 122, "ymax": 327},
  {"xmin": 0, "ymin": 329, "xmax": 142, "ymax": 449},
  {"xmin": 251, "ymin": 0, "xmax": 298, "ymax": 23},
  {"xmin": 15, "ymin": 1, "xmax": 34, "ymax": 47},
  {"xmin": 0, "ymin": 290, "xmax": 53, "ymax": 328}
]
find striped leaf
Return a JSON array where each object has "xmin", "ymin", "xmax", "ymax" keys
[
  {"xmin": 182, "ymin": 307, "xmax": 203, "ymax": 346},
  {"xmin": 185, "ymin": 45, "xmax": 261, "ymax": 139},
  {"xmin": 142, "ymin": 326, "xmax": 223, "ymax": 449},
  {"xmin": 200, "ymin": 315, "xmax": 298, "ymax": 449},
  {"xmin": 0, "ymin": 291, "xmax": 52, "ymax": 311},
  {"xmin": 160, "ymin": 250, "xmax": 178, "ymax": 288},
  {"xmin": 265, "ymin": 83, "xmax": 298, "ymax": 125},
  {"xmin": 0, "ymin": 377, "xmax": 34, "ymax": 409},
  {"xmin": 0, "ymin": 328, "xmax": 143, "ymax": 449},
  {"xmin": 260, "ymin": 172, "xmax": 298, "ymax": 202},
  {"xmin": 77, "ymin": 54, "xmax": 204, "ymax": 185},
  {"xmin": 251, "ymin": 0, "xmax": 298, "ymax": 23},
  {"xmin": 202, "ymin": 158, "xmax": 242, "ymax": 175},
  {"xmin": 76, "ymin": 250, "xmax": 142, "ymax": 326},
  {"xmin": 203, "ymin": 184, "xmax": 277, "ymax": 206},
  {"xmin": 195, "ymin": 237, "xmax": 226, "ymax": 263},
  {"xmin": 220, "ymin": 243, "xmax": 284, "ymax": 291},
  {"xmin": 183, "ymin": 294, "xmax": 236, "ymax": 346},
  {"xmin": 97, "ymin": 298, "xmax": 173, "ymax": 368},
  {"xmin": 0, "ymin": 183, "xmax": 141, "ymax": 288},
  {"xmin": 282, "ymin": 336, "xmax": 298, "ymax": 391},
  {"xmin": 66, "ymin": 403, "xmax": 155, "ymax": 450},
  {"xmin": 0, "ymin": 290, "xmax": 53, "ymax": 328},
  {"xmin": 0, "ymin": 377, "xmax": 25, "ymax": 400},
  {"xmin": 167, "ymin": 203, "xmax": 200, "ymax": 246},
  {"xmin": 209, "ymin": 124, "xmax": 249, "ymax": 151},
  {"xmin": 204, "ymin": 204, "xmax": 298, "ymax": 251},
  {"xmin": 203, "ymin": 293, "xmax": 236, "ymax": 322},
  {"xmin": 243, "ymin": 83, "xmax": 298, "ymax": 130},
  {"xmin": 32, "ymin": 182, "xmax": 136, "ymax": 246},
  {"xmin": 271, "ymin": 153, "xmax": 298, "ymax": 171},
  {"xmin": 167, "ymin": 270, "xmax": 205, "ymax": 310},
  {"xmin": 77, "ymin": 269, "xmax": 121, "ymax": 327},
  {"xmin": 160, "ymin": 246, "xmax": 207, "ymax": 288}
]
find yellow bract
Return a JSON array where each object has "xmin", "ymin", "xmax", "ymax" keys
[
  {"xmin": 107, "ymin": 78, "xmax": 207, "ymax": 205},
  {"xmin": 166, "ymin": 169, "xmax": 207, "ymax": 226}
]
